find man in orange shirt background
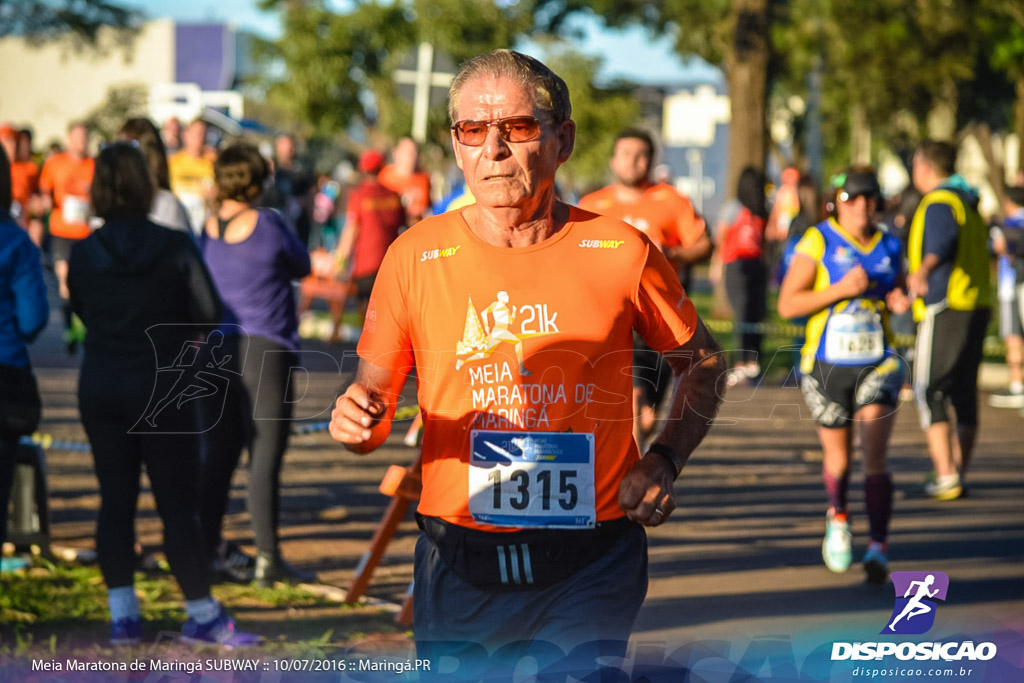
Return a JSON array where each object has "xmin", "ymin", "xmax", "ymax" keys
[
  {"xmin": 580, "ymin": 129, "xmax": 712, "ymax": 446},
  {"xmin": 378, "ymin": 137, "xmax": 432, "ymax": 225},
  {"xmin": 1, "ymin": 126, "xmax": 42, "ymax": 245},
  {"xmin": 39, "ymin": 121, "xmax": 94, "ymax": 351}
]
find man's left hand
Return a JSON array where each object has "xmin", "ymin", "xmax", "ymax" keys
[{"xmin": 619, "ymin": 454, "xmax": 676, "ymax": 526}]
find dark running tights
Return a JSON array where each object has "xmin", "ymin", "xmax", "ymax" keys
[
  {"xmin": 200, "ymin": 335, "xmax": 296, "ymax": 559},
  {"xmin": 724, "ymin": 258, "xmax": 768, "ymax": 365},
  {"xmin": 80, "ymin": 399, "xmax": 210, "ymax": 599},
  {"xmin": 0, "ymin": 434, "xmax": 17, "ymax": 549}
]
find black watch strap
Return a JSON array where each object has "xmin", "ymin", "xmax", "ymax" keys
[{"xmin": 645, "ymin": 442, "xmax": 682, "ymax": 479}]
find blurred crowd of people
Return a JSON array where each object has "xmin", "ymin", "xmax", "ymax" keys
[{"xmin": 0, "ymin": 113, "xmax": 431, "ymax": 645}]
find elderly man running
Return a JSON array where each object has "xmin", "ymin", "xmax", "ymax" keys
[{"xmin": 330, "ymin": 49, "xmax": 726, "ymax": 674}]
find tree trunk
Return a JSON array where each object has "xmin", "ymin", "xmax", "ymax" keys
[
  {"xmin": 724, "ymin": 0, "xmax": 770, "ymax": 197},
  {"xmin": 1016, "ymin": 77, "xmax": 1024, "ymax": 183},
  {"xmin": 850, "ymin": 102, "xmax": 871, "ymax": 166},
  {"xmin": 926, "ymin": 78, "xmax": 958, "ymax": 141},
  {"xmin": 968, "ymin": 122, "xmax": 1005, "ymax": 204},
  {"xmin": 715, "ymin": 0, "xmax": 770, "ymax": 323}
]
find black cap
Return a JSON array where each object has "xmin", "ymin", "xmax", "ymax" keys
[{"xmin": 833, "ymin": 170, "xmax": 881, "ymax": 201}]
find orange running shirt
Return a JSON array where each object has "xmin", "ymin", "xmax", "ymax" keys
[
  {"xmin": 10, "ymin": 160, "xmax": 40, "ymax": 224},
  {"xmin": 11, "ymin": 160, "xmax": 40, "ymax": 206},
  {"xmin": 358, "ymin": 206, "xmax": 698, "ymax": 531},
  {"xmin": 378, "ymin": 164, "xmax": 431, "ymax": 220},
  {"xmin": 39, "ymin": 153, "xmax": 94, "ymax": 239},
  {"xmin": 578, "ymin": 182, "xmax": 705, "ymax": 252}
]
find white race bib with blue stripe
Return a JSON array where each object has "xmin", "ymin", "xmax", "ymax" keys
[
  {"xmin": 824, "ymin": 309, "xmax": 884, "ymax": 364},
  {"xmin": 468, "ymin": 430, "xmax": 596, "ymax": 529}
]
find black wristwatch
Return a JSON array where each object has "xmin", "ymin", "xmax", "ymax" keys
[{"xmin": 646, "ymin": 442, "xmax": 682, "ymax": 479}]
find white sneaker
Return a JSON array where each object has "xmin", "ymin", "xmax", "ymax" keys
[
  {"xmin": 822, "ymin": 509, "xmax": 852, "ymax": 573},
  {"xmin": 988, "ymin": 388, "xmax": 1024, "ymax": 408},
  {"xmin": 923, "ymin": 473, "xmax": 962, "ymax": 500}
]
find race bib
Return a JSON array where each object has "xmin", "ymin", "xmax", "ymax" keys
[
  {"xmin": 62, "ymin": 195, "xmax": 91, "ymax": 225},
  {"xmin": 824, "ymin": 309, "xmax": 884, "ymax": 364},
  {"xmin": 468, "ymin": 430, "xmax": 596, "ymax": 529}
]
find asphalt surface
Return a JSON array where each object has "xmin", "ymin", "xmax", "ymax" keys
[{"xmin": 17, "ymin": 271, "xmax": 1024, "ymax": 679}]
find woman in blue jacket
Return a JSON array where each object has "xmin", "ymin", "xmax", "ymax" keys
[{"xmin": 0, "ymin": 144, "xmax": 48, "ymax": 563}]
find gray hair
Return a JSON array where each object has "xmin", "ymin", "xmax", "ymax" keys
[{"xmin": 448, "ymin": 49, "xmax": 572, "ymax": 125}]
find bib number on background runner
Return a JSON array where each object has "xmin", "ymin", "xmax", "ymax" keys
[
  {"xmin": 468, "ymin": 430, "xmax": 596, "ymax": 529},
  {"xmin": 824, "ymin": 309, "xmax": 884, "ymax": 364},
  {"xmin": 62, "ymin": 195, "xmax": 91, "ymax": 225}
]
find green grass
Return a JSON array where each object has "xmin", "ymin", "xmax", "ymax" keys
[{"xmin": 0, "ymin": 561, "xmax": 403, "ymax": 657}]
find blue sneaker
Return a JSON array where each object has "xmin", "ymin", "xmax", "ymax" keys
[
  {"xmin": 863, "ymin": 543, "xmax": 890, "ymax": 584},
  {"xmin": 182, "ymin": 608, "xmax": 262, "ymax": 648},
  {"xmin": 110, "ymin": 617, "xmax": 142, "ymax": 646},
  {"xmin": 822, "ymin": 508, "xmax": 852, "ymax": 573}
]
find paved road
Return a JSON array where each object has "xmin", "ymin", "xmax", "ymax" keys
[{"xmin": 19, "ymin": 273, "xmax": 1024, "ymax": 680}]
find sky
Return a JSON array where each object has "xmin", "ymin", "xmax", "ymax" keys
[{"xmin": 118, "ymin": 0, "xmax": 720, "ymax": 86}]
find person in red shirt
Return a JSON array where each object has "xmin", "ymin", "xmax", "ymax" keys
[
  {"xmin": 329, "ymin": 49, "xmax": 725, "ymax": 670},
  {"xmin": 336, "ymin": 149, "xmax": 405, "ymax": 306},
  {"xmin": 378, "ymin": 137, "xmax": 432, "ymax": 224},
  {"xmin": 39, "ymin": 121, "xmax": 94, "ymax": 350},
  {"xmin": 580, "ymin": 129, "xmax": 712, "ymax": 446}
]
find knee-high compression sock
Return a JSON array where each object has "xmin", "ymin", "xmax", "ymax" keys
[
  {"xmin": 823, "ymin": 466, "xmax": 850, "ymax": 516},
  {"xmin": 864, "ymin": 473, "xmax": 894, "ymax": 544}
]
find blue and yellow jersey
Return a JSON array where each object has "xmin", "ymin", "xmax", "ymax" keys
[
  {"xmin": 794, "ymin": 218, "xmax": 903, "ymax": 373},
  {"xmin": 908, "ymin": 185, "xmax": 993, "ymax": 321}
]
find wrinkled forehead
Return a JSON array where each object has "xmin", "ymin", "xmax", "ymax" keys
[{"xmin": 453, "ymin": 75, "xmax": 541, "ymax": 120}]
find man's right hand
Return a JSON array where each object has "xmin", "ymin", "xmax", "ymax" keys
[
  {"xmin": 906, "ymin": 270, "xmax": 929, "ymax": 298},
  {"xmin": 330, "ymin": 383, "xmax": 386, "ymax": 450}
]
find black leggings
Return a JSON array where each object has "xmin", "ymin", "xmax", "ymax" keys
[
  {"xmin": 724, "ymin": 258, "xmax": 767, "ymax": 365},
  {"xmin": 0, "ymin": 434, "xmax": 17, "ymax": 549},
  {"xmin": 200, "ymin": 335, "xmax": 296, "ymax": 558},
  {"xmin": 80, "ymin": 397, "xmax": 210, "ymax": 599}
]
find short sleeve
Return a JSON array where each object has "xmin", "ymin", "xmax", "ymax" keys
[
  {"xmin": 922, "ymin": 203, "xmax": 959, "ymax": 261},
  {"xmin": 356, "ymin": 245, "xmax": 415, "ymax": 375},
  {"xmin": 633, "ymin": 242, "xmax": 698, "ymax": 353},
  {"xmin": 794, "ymin": 226, "xmax": 825, "ymax": 262},
  {"xmin": 673, "ymin": 193, "xmax": 706, "ymax": 248}
]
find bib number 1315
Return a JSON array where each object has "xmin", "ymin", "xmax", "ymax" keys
[
  {"xmin": 468, "ymin": 430, "xmax": 596, "ymax": 529},
  {"xmin": 487, "ymin": 468, "xmax": 578, "ymax": 511}
]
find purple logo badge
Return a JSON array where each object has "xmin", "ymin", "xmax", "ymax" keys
[{"xmin": 882, "ymin": 571, "xmax": 949, "ymax": 635}]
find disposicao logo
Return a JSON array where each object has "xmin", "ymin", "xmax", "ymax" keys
[
  {"xmin": 883, "ymin": 571, "xmax": 949, "ymax": 635},
  {"xmin": 831, "ymin": 570, "xmax": 998, "ymax": 663}
]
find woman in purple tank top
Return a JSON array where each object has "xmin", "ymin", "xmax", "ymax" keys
[{"xmin": 199, "ymin": 143, "xmax": 312, "ymax": 586}]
